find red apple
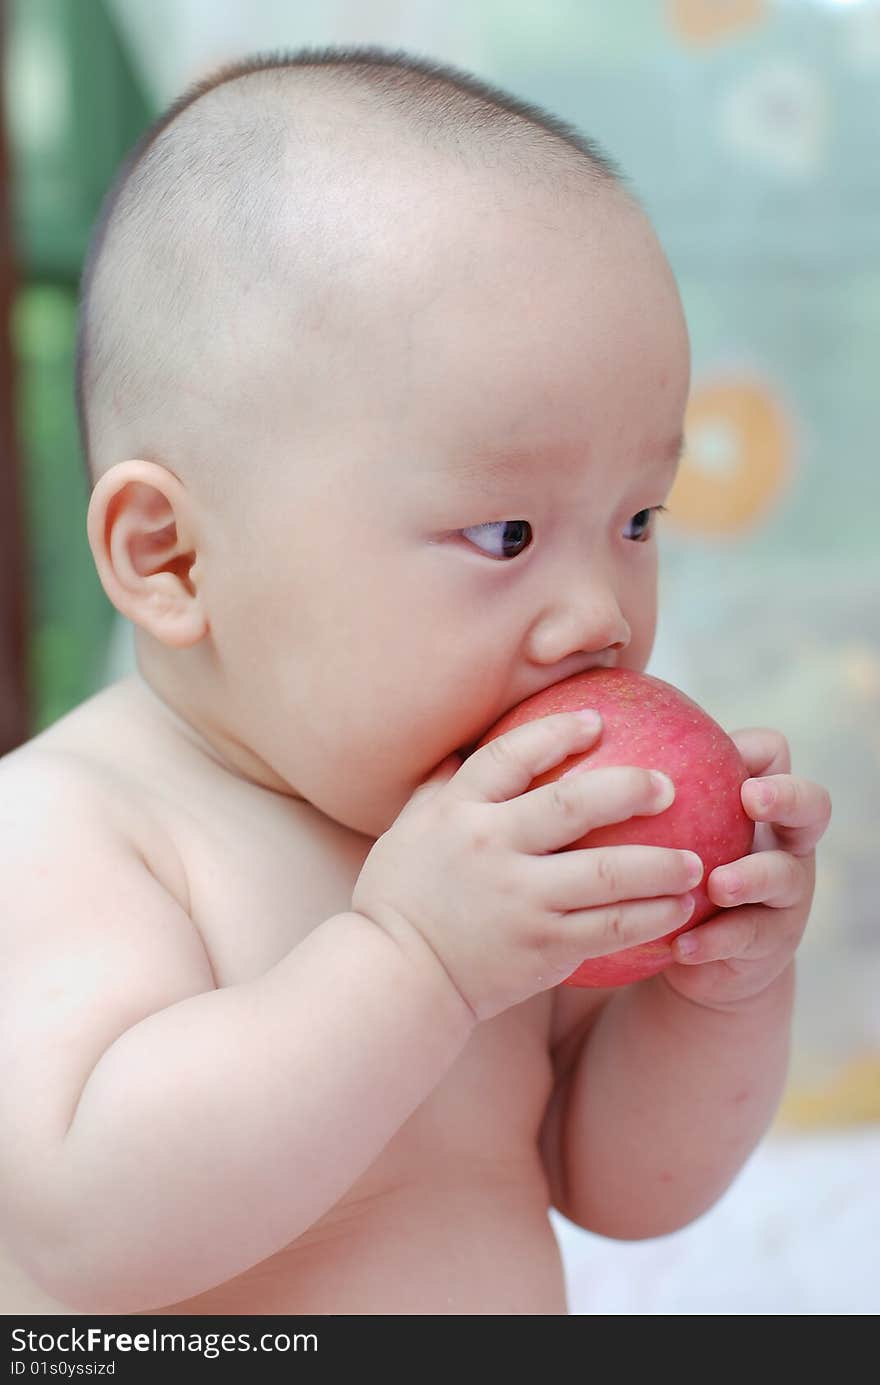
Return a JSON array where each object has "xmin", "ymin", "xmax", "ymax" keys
[{"xmin": 476, "ymin": 668, "xmax": 754, "ymax": 988}]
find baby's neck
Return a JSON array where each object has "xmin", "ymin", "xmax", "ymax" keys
[{"xmin": 130, "ymin": 643, "xmax": 296, "ymax": 798}]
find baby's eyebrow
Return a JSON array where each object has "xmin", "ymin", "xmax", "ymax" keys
[
  {"xmin": 445, "ymin": 446, "xmax": 544, "ymax": 491},
  {"xmin": 654, "ymin": 433, "xmax": 687, "ymax": 471},
  {"xmin": 444, "ymin": 433, "xmax": 686, "ymax": 490}
]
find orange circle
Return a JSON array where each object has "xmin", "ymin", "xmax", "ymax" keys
[
  {"xmin": 668, "ymin": 377, "xmax": 793, "ymax": 536},
  {"xmin": 666, "ymin": 0, "xmax": 768, "ymax": 47}
]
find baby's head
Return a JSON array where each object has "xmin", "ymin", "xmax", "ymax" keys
[{"xmin": 78, "ymin": 46, "xmax": 690, "ymax": 838}]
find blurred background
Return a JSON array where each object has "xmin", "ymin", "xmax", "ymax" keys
[{"xmin": 1, "ymin": 0, "xmax": 878, "ymax": 1314}]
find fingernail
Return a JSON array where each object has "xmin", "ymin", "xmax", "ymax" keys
[
  {"xmin": 650, "ymin": 771, "xmax": 675, "ymax": 807},
  {"xmin": 573, "ymin": 710, "xmax": 601, "ymax": 728},
  {"xmin": 753, "ymin": 782, "xmax": 775, "ymax": 811},
  {"xmin": 721, "ymin": 870, "xmax": 743, "ymax": 897},
  {"xmin": 682, "ymin": 852, "xmax": 704, "ymax": 887},
  {"xmin": 676, "ymin": 931, "xmax": 698, "ymax": 958}
]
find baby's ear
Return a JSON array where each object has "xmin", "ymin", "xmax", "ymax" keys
[{"xmin": 86, "ymin": 459, "xmax": 208, "ymax": 649}]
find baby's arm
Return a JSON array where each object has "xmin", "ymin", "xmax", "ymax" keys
[
  {"xmin": 0, "ymin": 762, "xmax": 475, "ymax": 1314},
  {"xmin": 542, "ymin": 729, "xmax": 831, "ymax": 1239},
  {"xmin": 542, "ymin": 962, "xmax": 795, "ymax": 1239}
]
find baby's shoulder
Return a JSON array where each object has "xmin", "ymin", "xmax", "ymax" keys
[
  {"xmin": 0, "ymin": 706, "xmax": 216, "ymax": 1144},
  {"xmin": 0, "ymin": 733, "xmax": 133, "ymax": 833},
  {"xmin": 0, "ymin": 685, "xmax": 189, "ymax": 912}
]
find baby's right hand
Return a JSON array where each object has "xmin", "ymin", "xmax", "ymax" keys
[{"xmin": 351, "ymin": 712, "xmax": 703, "ymax": 1022}]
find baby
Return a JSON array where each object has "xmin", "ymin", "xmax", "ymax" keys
[{"xmin": 0, "ymin": 47, "xmax": 832, "ymax": 1316}]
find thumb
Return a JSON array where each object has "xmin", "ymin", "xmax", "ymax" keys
[{"xmin": 409, "ymin": 750, "xmax": 464, "ymax": 803}]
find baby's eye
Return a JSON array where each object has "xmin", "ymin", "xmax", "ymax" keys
[
  {"xmin": 460, "ymin": 519, "xmax": 533, "ymax": 560},
  {"xmin": 623, "ymin": 506, "xmax": 667, "ymax": 543}
]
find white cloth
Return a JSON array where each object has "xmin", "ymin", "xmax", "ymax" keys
[{"xmin": 552, "ymin": 1127, "xmax": 880, "ymax": 1316}]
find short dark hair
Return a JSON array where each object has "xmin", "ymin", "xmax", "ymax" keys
[{"xmin": 76, "ymin": 43, "xmax": 632, "ymax": 490}]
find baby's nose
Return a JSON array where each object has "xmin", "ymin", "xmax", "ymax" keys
[{"xmin": 525, "ymin": 587, "xmax": 631, "ymax": 666}]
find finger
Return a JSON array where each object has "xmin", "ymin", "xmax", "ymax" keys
[
  {"xmin": 457, "ymin": 711, "xmax": 603, "ymax": 805},
  {"xmin": 557, "ymin": 892, "xmax": 697, "ymax": 963},
  {"xmin": 740, "ymin": 776, "xmax": 832, "ymax": 857},
  {"xmin": 534, "ymin": 843, "xmax": 704, "ymax": 913},
  {"xmin": 673, "ymin": 903, "xmax": 803, "ymax": 965},
  {"xmin": 708, "ymin": 849, "xmax": 805, "ymax": 910},
  {"xmin": 508, "ymin": 763, "xmax": 676, "ymax": 855},
  {"xmin": 409, "ymin": 750, "xmax": 467, "ymax": 804},
  {"xmin": 729, "ymin": 727, "xmax": 791, "ymax": 778}
]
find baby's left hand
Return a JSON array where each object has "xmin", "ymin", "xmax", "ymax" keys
[{"xmin": 662, "ymin": 727, "xmax": 832, "ymax": 1009}]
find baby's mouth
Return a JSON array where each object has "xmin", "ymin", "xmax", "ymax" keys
[{"xmin": 455, "ymin": 662, "xmax": 619, "ymax": 762}]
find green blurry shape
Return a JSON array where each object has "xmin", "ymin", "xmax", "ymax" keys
[
  {"xmin": 14, "ymin": 284, "xmax": 114, "ymax": 732},
  {"xmin": 7, "ymin": 0, "xmax": 154, "ymax": 730},
  {"xmin": 8, "ymin": 0, "xmax": 153, "ymax": 279}
]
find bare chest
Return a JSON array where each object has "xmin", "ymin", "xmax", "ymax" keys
[
  {"xmin": 137, "ymin": 773, "xmax": 562, "ymax": 1312},
  {"xmin": 4, "ymin": 689, "xmax": 561, "ymax": 1313},
  {"xmin": 160, "ymin": 782, "xmax": 556, "ymax": 1161}
]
